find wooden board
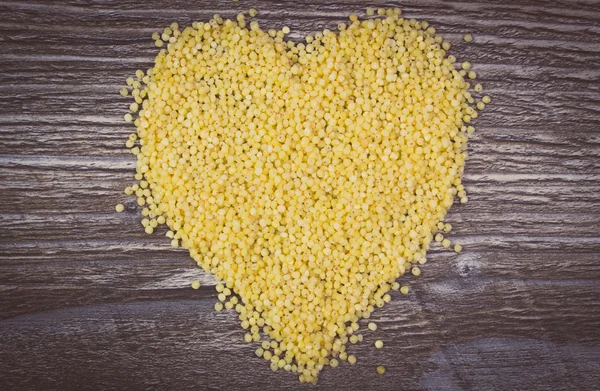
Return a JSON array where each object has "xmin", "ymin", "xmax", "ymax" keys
[{"xmin": 1, "ymin": 0, "xmax": 600, "ymax": 390}]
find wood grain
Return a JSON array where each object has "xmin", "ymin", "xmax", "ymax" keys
[{"xmin": 1, "ymin": 0, "xmax": 600, "ymax": 390}]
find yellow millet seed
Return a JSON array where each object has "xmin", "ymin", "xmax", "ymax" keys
[
  {"xmin": 368, "ymin": 322, "xmax": 377, "ymax": 332},
  {"xmin": 482, "ymin": 95, "xmax": 491, "ymax": 104},
  {"xmin": 376, "ymin": 365, "xmax": 386, "ymax": 375},
  {"xmin": 400, "ymin": 286, "xmax": 409, "ymax": 295},
  {"xmin": 477, "ymin": 101, "xmax": 486, "ymax": 110},
  {"xmin": 454, "ymin": 244, "xmax": 463, "ymax": 253},
  {"xmin": 191, "ymin": 280, "xmax": 201, "ymax": 290},
  {"xmin": 464, "ymin": 33, "xmax": 473, "ymax": 42},
  {"xmin": 115, "ymin": 203, "xmax": 125, "ymax": 213},
  {"xmin": 119, "ymin": 10, "xmax": 481, "ymax": 383},
  {"xmin": 474, "ymin": 83, "xmax": 483, "ymax": 92},
  {"xmin": 366, "ymin": 8, "xmax": 375, "ymax": 16},
  {"xmin": 375, "ymin": 340, "xmax": 383, "ymax": 349},
  {"xmin": 249, "ymin": 8, "xmax": 257, "ymax": 17},
  {"xmin": 442, "ymin": 239, "xmax": 451, "ymax": 248}
]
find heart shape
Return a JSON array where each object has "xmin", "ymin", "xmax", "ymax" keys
[{"xmin": 123, "ymin": 8, "xmax": 476, "ymax": 383}]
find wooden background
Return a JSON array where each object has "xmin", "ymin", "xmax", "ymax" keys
[{"xmin": 1, "ymin": 0, "xmax": 599, "ymax": 390}]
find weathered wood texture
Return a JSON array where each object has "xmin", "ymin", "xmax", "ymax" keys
[{"xmin": 1, "ymin": 0, "xmax": 600, "ymax": 390}]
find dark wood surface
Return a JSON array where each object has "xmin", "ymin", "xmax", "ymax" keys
[{"xmin": 1, "ymin": 0, "xmax": 600, "ymax": 390}]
